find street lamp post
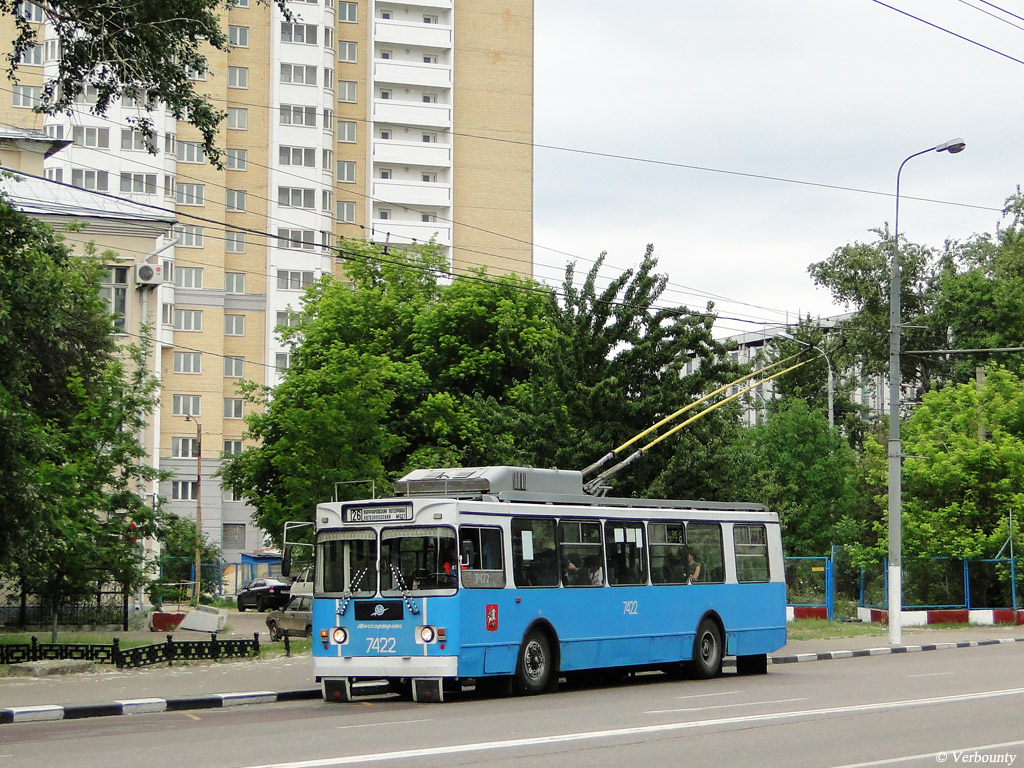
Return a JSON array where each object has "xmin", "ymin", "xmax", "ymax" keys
[
  {"xmin": 888, "ymin": 138, "xmax": 966, "ymax": 645},
  {"xmin": 184, "ymin": 415, "xmax": 202, "ymax": 604},
  {"xmin": 778, "ymin": 332, "xmax": 835, "ymax": 429}
]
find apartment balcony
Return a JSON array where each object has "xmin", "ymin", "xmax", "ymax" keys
[
  {"xmin": 373, "ymin": 179, "xmax": 451, "ymax": 207},
  {"xmin": 373, "ymin": 99, "xmax": 451, "ymax": 129},
  {"xmin": 380, "ymin": 0, "xmax": 452, "ymax": 8},
  {"xmin": 373, "ymin": 19, "xmax": 452, "ymax": 49},
  {"xmin": 372, "ymin": 219, "xmax": 451, "ymax": 247},
  {"xmin": 373, "ymin": 138, "xmax": 451, "ymax": 167},
  {"xmin": 373, "ymin": 60, "xmax": 452, "ymax": 90}
]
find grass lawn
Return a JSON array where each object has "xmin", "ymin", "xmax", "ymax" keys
[{"xmin": 786, "ymin": 619, "xmax": 887, "ymax": 641}]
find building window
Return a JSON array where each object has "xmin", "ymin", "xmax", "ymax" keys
[
  {"xmin": 71, "ymin": 169, "xmax": 108, "ymax": 191},
  {"xmin": 336, "ymin": 201, "xmax": 356, "ymax": 223},
  {"xmin": 173, "ymin": 309, "xmax": 203, "ymax": 331},
  {"xmin": 279, "ymin": 145, "xmax": 316, "ymax": 166},
  {"xmin": 275, "ymin": 353, "xmax": 292, "ymax": 372},
  {"xmin": 421, "ymin": 172, "xmax": 437, "ymax": 183},
  {"xmin": 228, "ymin": 25, "xmax": 249, "ymax": 47},
  {"xmin": 421, "ymin": 213, "xmax": 436, "ymax": 223},
  {"xmin": 378, "ymin": 208, "xmax": 390, "ymax": 220},
  {"xmin": 224, "ymin": 314, "xmax": 245, "ymax": 336},
  {"xmin": 121, "ymin": 129, "xmax": 149, "ymax": 151},
  {"xmin": 225, "ymin": 148, "xmax": 247, "ymax": 170},
  {"xmin": 337, "ymin": 81, "xmax": 357, "ymax": 103},
  {"xmin": 173, "ymin": 351, "xmax": 202, "ymax": 374},
  {"xmin": 176, "ymin": 183, "xmax": 205, "ymax": 206},
  {"xmin": 276, "ymin": 310, "xmax": 301, "ymax": 328},
  {"xmin": 45, "ymin": 167, "xmax": 63, "ymax": 183},
  {"xmin": 278, "ymin": 187, "xmax": 315, "ymax": 208},
  {"xmin": 338, "ymin": 41, "xmax": 357, "ymax": 62},
  {"xmin": 175, "ymin": 225, "xmax": 205, "ymax": 248},
  {"xmin": 339, "ymin": 1, "xmax": 356, "ymax": 21},
  {"xmin": 44, "ymin": 124, "xmax": 64, "ymax": 140},
  {"xmin": 380, "ymin": 9, "xmax": 391, "ymax": 20},
  {"xmin": 379, "ymin": 49, "xmax": 392, "ymax": 60},
  {"xmin": 20, "ymin": 2, "xmax": 44, "ymax": 22},
  {"xmin": 324, "ymin": 26, "xmax": 334, "ymax": 50},
  {"xmin": 422, "ymin": 92, "xmax": 437, "ymax": 104},
  {"xmin": 226, "ymin": 189, "xmax": 246, "ymax": 211},
  {"xmin": 222, "ymin": 487, "xmax": 239, "ymax": 503},
  {"xmin": 227, "ymin": 66, "xmax": 248, "ymax": 89},
  {"xmin": 185, "ymin": 65, "xmax": 206, "ymax": 81},
  {"xmin": 119, "ymin": 172, "xmax": 157, "ymax": 194},
  {"xmin": 423, "ymin": 54, "xmax": 438, "ymax": 64},
  {"xmin": 337, "ymin": 161, "xmax": 355, "ymax": 183},
  {"xmin": 277, "ymin": 270, "xmax": 314, "ymax": 290},
  {"xmin": 174, "ymin": 266, "xmax": 204, "ymax": 288},
  {"xmin": 161, "ymin": 302, "xmax": 173, "ymax": 326},
  {"xmin": 337, "ymin": 121, "xmax": 356, "ymax": 143},
  {"xmin": 172, "ymin": 436, "xmax": 200, "ymax": 458},
  {"xmin": 176, "ymin": 141, "xmax": 204, "ymax": 163},
  {"xmin": 72, "ymin": 126, "xmax": 109, "ymax": 148},
  {"xmin": 323, "ymin": 108, "xmax": 334, "ymax": 131},
  {"xmin": 225, "ymin": 231, "xmax": 246, "ymax": 253},
  {"xmin": 281, "ymin": 62, "xmax": 317, "ymax": 85},
  {"xmin": 281, "ymin": 22, "xmax": 317, "ymax": 44},
  {"xmin": 171, "ymin": 480, "xmax": 198, "ymax": 500},
  {"xmin": 224, "ymin": 356, "xmax": 244, "ymax": 377},
  {"xmin": 224, "ymin": 398, "xmax": 244, "ymax": 419},
  {"xmin": 277, "ymin": 229, "xmax": 315, "ymax": 250},
  {"xmin": 225, "ymin": 272, "xmax": 245, "ymax": 294},
  {"xmin": 422, "ymin": 132, "xmax": 437, "ymax": 143},
  {"xmin": 224, "ymin": 439, "xmax": 243, "ymax": 456},
  {"xmin": 379, "ymin": 88, "xmax": 391, "ymax": 100},
  {"xmin": 99, "ymin": 266, "xmax": 129, "ymax": 331},
  {"xmin": 280, "ymin": 104, "xmax": 317, "ymax": 126},
  {"xmin": 223, "ymin": 523, "xmax": 246, "ymax": 549},
  {"xmin": 322, "ymin": 189, "xmax": 333, "ymax": 212},
  {"xmin": 322, "ymin": 148, "xmax": 333, "ymax": 169},
  {"xmin": 172, "ymin": 394, "xmax": 201, "ymax": 416},
  {"xmin": 12, "ymin": 85, "xmax": 41, "ymax": 108},
  {"xmin": 227, "ymin": 107, "xmax": 248, "ymax": 129},
  {"xmin": 423, "ymin": 14, "xmax": 438, "ymax": 24}
]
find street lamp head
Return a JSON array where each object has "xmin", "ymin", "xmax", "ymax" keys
[{"xmin": 935, "ymin": 137, "xmax": 966, "ymax": 154}]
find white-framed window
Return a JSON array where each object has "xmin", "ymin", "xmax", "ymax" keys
[
  {"xmin": 379, "ymin": 49, "xmax": 392, "ymax": 60},
  {"xmin": 421, "ymin": 212, "xmax": 437, "ymax": 223},
  {"xmin": 280, "ymin": 104, "xmax": 317, "ymax": 126},
  {"xmin": 12, "ymin": 84, "xmax": 41, "ymax": 108},
  {"xmin": 223, "ymin": 523, "xmax": 246, "ymax": 548},
  {"xmin": 225, "ymin": 314, "xmax": 245, "ymax": 336},
  {"xmin": 225, "ymin": 148, "xmax": 247, "ymax": 170},
  {"xmin": 227, "ymin": 107, "xmax": 248, "ymax": 129},
  {"xmin": 165, "ymin": 133, "xmax": 176, "ymax": 153},
  {"xmin": 173, "ymin": 309, "xmax": 203, "ymax": 331},
  {"xmin": 72, "ymin": 126, "xmax": 109, "ymax": 148},
  {"xmin": 121, "ymin": 129, "xmax": 149, "ymax": 151},
  {"xmin": 336, "ymin": 201, "xmax": 355, "ymax": 223},
  {"xmin": 176, "ymin": 183, "xmax": 205, "ymax": 206},
  {"xmin": 422, "ymin": 92, "xmax": 437, "ymax": 104},
  {"xmin": 324, "ymin": 26, "xmax": 334, "ymax": 50},
  {"xmin": 422, "ymin": 132, "xmax": 437, "ymax": 143},
  {"xmin": 337, "ymin": 121, "xmax": 356, "ymax": 142},
  {"xmin": 224, "ymin": 356, "xmax": 244, "ymax": 378},
  {"xmin": 44, "ymin": 124, "xmax": 64, "ymax": 140},
  {"xmin": 379, "ymin": 168, "xmax": 392, "ymax": 180},
  {"xmin": 225, "ymin": 272, "xmax": 245, "ymax": 294},
  {"xmin": 338, "ymin": 41, "xmax": 357, "ymax": 62},
  {"xmin": 175, "ymin": 225, "xmax": 205, "ymax": 247},
  {"xmin": 225, "ymin": 231, "xmax": 246, "ymax": 253},
  {"xmin": 223, "ymin": 439, "xmax": 243, "ymax": 455},
  {"xmin": 99, "ymin": 266, "xmax": 129, "ymax": 332},
  {"xmin": 423, "ymin": 14, "xmax": 438, "ymax": 24},
  {"xmin": 281, "ymin": 62, "xmax": 317, "ymax": 85},
  {"xmin": 337, "ymin": 81, "xmax": 357, "ymax": 103},
  {"xmin": 275, "ymin": 353, "xmax": 292, "ymax": 372},
  {"xmin": 164, "ymin": 175, "xmax": 175, "ymax": 197},
  {"xmin": 222, "ymin": 487, "xmax": 240, "ymax": 503},
  {"xmin": 337, "ymin": 160, "xmax": 355, "ymax": 183},
  {"xmin": 224, "ymin": 398, "xmax": 244, "ymax": 419},
  {"xmin": 277, "ymin": 229, "xmax": 315, "ymax": 250},
  {"xmin": 173, "ymin": 351, "xmax": 202, "ymax": 374},
  {"xmin": 174, "ymin": 266, "xmax": 204, "ymax": 288},
  {"xmin": 171, "ymin": 480, "xmax": 198, "ymax": 500},
  {"xmin": 185, "ymin": 65, "xmax": 206, "ymax": 81},
  {"xmin": 43, "ymin": 39, "xmax": 59, "ymax": 61},
  {"xmin": 277, "ymin": 269, "xmax": 315, "ymax": 289},
  {"xmin": 378, "ymin": 208, "xmax": 391, "ymax": 220},
  {"xmin": 279, "ymin": 145, "xmax": 316, "ymax": 166},
  {"xmin": 172, "ymin": 436, "xmax": 201, "ymax": 458},
  {"xmin": 172, "ymin": 394, "xmax": 201, "ymax": 416},
  {"xmin": 176, "ymin": 140, "xmax": 204, "ymax": 163},
  {"xmin": 322, "ymin": 189, "xmax": 333, "ymax": 212},
  {"xmin": 421, "ymin": 172, "xmax": 437, "ymax": 183},
  {"xmin": 324, "ymin": 66, "xmax": 334, "ymax": 88},
  {"xmin": 378, "ymin": 88, "xmax": 390, "ymax": 100},
  {"xmin": 227, "ymin": 66, "xmax": 248, "ymax": 89},
  {"xmin": 379, "ymin": 129, "xmax": 391, "ymax": 140},
  {"xmin": 226, "ymin": 189, "xmax": 246, "ymax": 211},
  {"xmin": 229, "ymin": 0, "xmax": 248, "ymax": 6},
  {"xmin": 323, "ymin": 148, "xmax": 333, "ymax": 169},
  {"xmin": 161, "ymin": 302, "xmax": 174, "ymax": 326},
  {"xmin": 228, "ymin": 25, "xmax": 249, "ymax": 47},
  {"xmin": 278, "ymin": 187, "xmax": 315, "ymax": 208},
  {"xmin": 281, "ymin": 22, "xmax": 317, "ymax": 44},
  {"xmin": 276, "ymin": 310, "xmax": 302, "ymax": 328},
  {"xmin": 71, "ymin": 169, "xmax": 108, "ymax": 191},
  {"xmin": 380, "ymin": 9, "xmax": 392, "ymax": 19},
  {"xmin": 45, "ymin": 167, "xmax": 62, "ymax": 183},
  {"xmin": 120, "ymin": 172, "xmax": 158, "ymax": 194},
  {"xmin": 423, "ymin": 53, "xmax": 438, "ymax": 64},
  {"xmin": 323, "ymin": 108, "xmax": 333, "ymax": 130},
  {"xmin": 339, "ymin": 1, "xmax": 356, "ymax": 21},
  {"xmin": 121, "ymin": 90, "xmax": 156, "ymax": 109}
]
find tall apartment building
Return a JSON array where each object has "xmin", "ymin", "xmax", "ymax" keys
[{"xmin": 0, "ymin": 1, "xmax": 534, "ymax": 566}]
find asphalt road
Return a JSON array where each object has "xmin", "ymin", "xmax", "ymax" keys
[{"xmin": 2, "ymin": 642, "xmax": 1023, "ymax": 768}]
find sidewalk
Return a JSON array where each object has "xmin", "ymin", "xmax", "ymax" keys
[{"xmin": 1, "ymin": 624, "xmax": 1022, "ymax": 722}]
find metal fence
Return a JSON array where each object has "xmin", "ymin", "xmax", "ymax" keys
[
  {"xmin": 0, "ymin": 586, "xmax": 128, "ymax": 630},
  {"xmin": 0, "ymin": 634, "xmax": 260, "ymax": 669}
]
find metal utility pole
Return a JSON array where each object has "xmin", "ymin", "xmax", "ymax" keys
[{"xmin": 185, "ymin": 415, "xmax": 202, "ymax": 604}]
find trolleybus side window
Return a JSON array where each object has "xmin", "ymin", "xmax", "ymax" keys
[
  {"xmin": 380, "ymin": 526, "xmax": 458, "ymax": 594},
  {"xmin": 686, "ymin": 522, "xmax": 725, "ymax": 583},
  {"xmin": 605, "ymin": 520, "xmax": 648, "ymax": 586},
  {"xmin": 733, "ymin": 523, "xmax": 770, "ymax": 582},
  {"xmin": 317, "ymin": 529, "xmax": 376, "ymax": 597},
  {"xmin": 558, "ymin": 519, "xmax": 604, "ymax": 587},
  {"xmin": 512, "ymin": 517, "xmax": 558, "ymax": 587},
  {"xmin": 649, "ymin": 522, "xmax": 687, "ymax": 585},
  {"xmin": 459, "ymin": 525, "xmax": 505, "ymax": 589}
]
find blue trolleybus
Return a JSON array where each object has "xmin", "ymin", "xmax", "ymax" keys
[{"xmin": 312, "ymin": 465, "xmax": 786, "ymax": 702}]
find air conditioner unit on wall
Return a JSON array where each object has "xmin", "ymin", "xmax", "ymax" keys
[{"xmin": 135, "ymin": 262, "xmax": 163, "ymax": 287}]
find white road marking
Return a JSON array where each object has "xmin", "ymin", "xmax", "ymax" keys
[
  {"xmin": 336, "ymin": 719, "xmax": 432, "ymax": 730},
  {"xmin": 240, "ymin": 686, "xmax": 1024, "ymax": 768},
  {"xmin": 830, "ymin": 738, "xmax": 1024, "ymax": 768},
  {"xmin": 673, "ymin": 690, "xmax": 742, "ymax": 700},
  {"xmin": 907, "ymin": 671, "xmax": 953, "ymax": 678},
  {"xmin": 645, "ymin": 696, "xmax": 807, "ymax": 714}
]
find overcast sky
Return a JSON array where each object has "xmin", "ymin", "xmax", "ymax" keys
[{"xmin": 531, "ymin": 0, "xmax": 1024, "ymax": 337}]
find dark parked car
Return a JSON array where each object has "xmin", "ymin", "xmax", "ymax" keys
[
  {"xmin": 236, "ymin": 577, "xmax": 291, "ymax": 612},
  {"xmin": 266, "ymin": 595, "xmax": 312, "ymax": 640}
]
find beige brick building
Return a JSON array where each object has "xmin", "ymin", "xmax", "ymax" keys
[{"xmin": 0, "ymin": 1, "xmax": 534, "ymax": 566}]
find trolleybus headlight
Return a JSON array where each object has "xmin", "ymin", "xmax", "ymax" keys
[
  {"xmin": 332, "ymin": 627, "xmax": 349, "ymax": 645},
  {"xmin": 418, "ymin": 625, "xmax": 436, "ymax": 644}
]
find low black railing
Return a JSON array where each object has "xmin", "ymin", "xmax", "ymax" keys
[{"xmin": 0, "ymin": 633, "xmax": 260, "ymax": 669}]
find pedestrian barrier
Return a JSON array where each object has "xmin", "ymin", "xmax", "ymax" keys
[{"xmin": 0, "ymin": 633, "xmax": 260, "ymax": 669}]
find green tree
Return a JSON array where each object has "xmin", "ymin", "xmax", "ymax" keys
[
  {"xmin": 3, "ymin": 0, "xmax": 289, "ymax": 163},
  {"xmin": 151, "ymin": 515, "xmax": 221, "ymax": 605}
]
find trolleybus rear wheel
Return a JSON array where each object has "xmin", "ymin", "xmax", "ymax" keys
[
  {"xmin": 513, "ymin": 630, "xmax": 553, "ymax": 695},
  {"xmin": 690, "ymin": 618, "xmax": 723, "ymax": 679}
]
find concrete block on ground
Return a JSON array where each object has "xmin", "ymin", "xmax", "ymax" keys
[
  {"xmin": 179, "ymin": 608, "xmax": 227, "ymax": 632},
  {"xmin": 9, "ymin": 659, "xmax": 93, "ymax": 677}
]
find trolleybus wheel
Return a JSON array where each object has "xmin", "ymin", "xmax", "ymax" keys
[
  {"xmin": 690, "ymin": 618, "xmax": 723, "ymax": 679},
  {"xmin": 513, "ymin": 630, "xmax": 553, "ymax": 695}
]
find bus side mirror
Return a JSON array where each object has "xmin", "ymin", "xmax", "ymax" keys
[{"xmin": 282, "ymin": 544, "xmax": 292, "ymax": 578}]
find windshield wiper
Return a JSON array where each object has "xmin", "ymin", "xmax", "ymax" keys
[
  {"xmin": 389, "ymin": 562, "xmax": 420, "ymax": 616},
  {"xmin": 337, "ymin": 566, "xmax": 368, "ymax": 617}
]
